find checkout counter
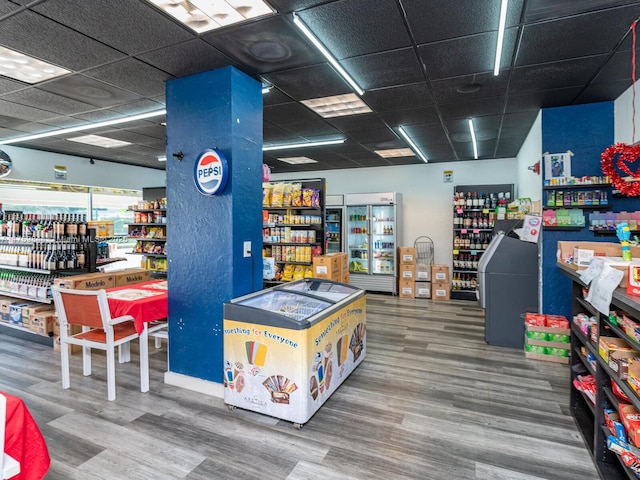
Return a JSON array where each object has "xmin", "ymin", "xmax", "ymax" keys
[{"xmin": 477, "ymin": 226, "xmax": 539, "ymax": 348}]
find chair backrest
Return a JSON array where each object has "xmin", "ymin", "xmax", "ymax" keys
[{"xmin": 51, "ymin": 287, "xmax": 111, "ymax": 332}]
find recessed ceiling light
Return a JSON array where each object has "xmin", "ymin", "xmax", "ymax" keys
[
  {"xmin": 0, "ymin": 46, "xmax": 70, "ymax": 84},
  {"xmin": 67, "ymin": 134, "xmax": 132, "ymax": 148},
  {"xmin": 456, "ymin": 83, "xmax": 482, "ymax": 94},
  {"xmin": 301, "ymin": 93, "xmax": 372, "ymax": 119},
  {"xmin": 158, "ymin": 156, "xmax": 167, "ymax": 162},
  {"xmin": 277, "ymin": 156, "xmax": 318, "ymax": 165},
  {"xmin": 374, "ymin": 148, "xmax": 416, "ymax": 158},
  {"xmin": 146, "ymin": 0, "xmax": 275, "ymax": 33}
]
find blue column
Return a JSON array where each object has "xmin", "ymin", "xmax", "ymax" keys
[
  {"xmin": 541, "ymin": 102, "xmax": 613, "ymax": 318},
  {"xmin": 165, "ymin": 66, "xmax": 263, "ymax": 383}
]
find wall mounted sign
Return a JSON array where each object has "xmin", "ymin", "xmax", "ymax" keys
[
  {"xmin": 194, "ymin": 148, "xmax": 229, "ymax": 196},
  {"xmin": 0, "ymin": 149, "xmax": 12, "ymax": 178},
  {"xmin": 443, "ymin": 170, "xmax": 453, "ymax": 183}
]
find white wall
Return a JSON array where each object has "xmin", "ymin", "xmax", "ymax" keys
[
  {"xmin": 516, "ymin": 111, "xmax": 543, "ymax": 201},
  {"xmin": 615, "ymin": 79, "xmax": 640, "ymax": 144},
  {"xmin": 271, "ymin": 158, "xmax": 518, "ymax": 268},
  {"xmin": 1, "ymin": 145, "xmax": 165, "ymax": 190}
]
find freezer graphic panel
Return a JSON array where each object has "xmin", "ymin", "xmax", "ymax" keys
[{"xmin": 224, "ymin": 296, "xmax": 366, "ymax": 424}]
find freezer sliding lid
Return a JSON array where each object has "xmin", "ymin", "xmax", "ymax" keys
[
  {"xmin": 229, "ymin": 290, "xmax": 331, "ymax": 326},
  {"xmin": 278, "ymin": 279, "xmax": 359, "ymax": 302}
]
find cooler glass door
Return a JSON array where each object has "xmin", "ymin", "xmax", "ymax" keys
[
  {"xmin": 325, "ymin": 208, "xmax": 342, "ymax": 254},
  {"xmin": 371, "ymin": 204, "xmax": 395, "ymax": 275},
  {"xmin": 347, "ymin": 206, "xmax": 369, "ymax": 274}
]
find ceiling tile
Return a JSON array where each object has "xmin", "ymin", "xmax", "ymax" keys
[
  {"xmin": 523, "ymin": 0, "xmax": 640, "ymax": 22},
  {"xmin": 32, "ymin": 0, "xmax": 195, "ymax": 55},
  {"xmin": 402, "ymin": 0, "xmax": 524, "ymax": 44},
  {"xmin": 364, "ymin": 83, "xmax": 433, "ymax": 112},
  {"xmin": 516, "ymin": 6, "xmax": 640, "ymax": 66},
  {"xmin": 262, "ymin": 64, "xmax": 352, "ymax": 100},
  {"xmin": 509, "ymin": 56, "xmax": 609, "ymax": 93},
  {"xmin": 137, "ymin": 40, "xmax": 231, "ymax": 78},
  {"xmin": 341, "ymin": 47, "xmax": 424, "ymax": 91},
  {"xmin": 297, "ymin": 0, "xmax": 411, "ymax": 58},
  {"xmin": 439, "ymin": 96, "xmax": 506, "ymax": 121},
  {"xmin": 377, "ymin": 106, "xmax": 440, "ymax": 127},
  {"xmin": 505, "ymin": 87, "xmax": 584, "ymax": 112},
  {"xmin": 38, "ymin": 74, "xmax": 142, "ymax": 108},
  {"xmin": 2, "ymin": 88, "xmax": 96, "ymax": 116},
  {"xmin": 84, "ymin": 58, "xmax": 173, "ymax": 97},
  {"xmin": 418, "ymin": 28, "xmax": 518, "ymax": 80},
  {"xmin": 203, "ymin": 16, "xmax": 321, "ymax": 74},
  {"xmin": 431, "ymin": 73, "xmax": 509, "ymax": 104},
  {"xmin": 0, "ymin": 11, "xmax": 125, "ymax": 71},
  {"xmin": 325, "ymin": 114, "xmax": 389, "ymax": 133}
]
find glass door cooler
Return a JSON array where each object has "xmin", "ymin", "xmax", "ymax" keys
[
  {"xmin": 325, "ymin": 208, "xmax": 343, "ymax": 254},
  {"xmin": 223, "ymin": 279, "xmax": 366, "ymax": 427},
  {"xmin": 371, "ymin": 204, "xmax": 396, "ymax": 275},
  {"xmin": 347, "ymin": 206, "xmax": 369, "ymax": 274}
]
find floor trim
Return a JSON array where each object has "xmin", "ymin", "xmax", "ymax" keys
[{"xmin": 164, "ymin": 371, "xmax": 224, "ymax": 398}]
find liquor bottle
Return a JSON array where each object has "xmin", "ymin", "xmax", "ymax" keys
[
  {"xmin": 67, "ymin": 243, "xmax": 77, "ymax": 269},
  {"xmin": 466, "ymin": 192, "xmax": 472, "ymax": 208},
  {"xmin": 471, "ymin": 212, "xmax": 478, "ymax": 229}
]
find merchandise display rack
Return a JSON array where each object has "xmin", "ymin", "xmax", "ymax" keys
[
  {"xmin": 127, "ymin": 187, "xmax": 167, "ymax": 277},
  {"xmin": 452, "ymin": 183, "xmax": 514, "ymax": 301},
  {"xmin": 560, "ymin": 263, "xmax": 640, "ymax": 479},
  {"xmin": 262, "ymin": 178, "xmax": 325, "ymax": 287}
]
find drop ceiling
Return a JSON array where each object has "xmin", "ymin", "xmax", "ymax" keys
[{"xmin": 0, "ymin": 0, "xmax": 638, "ymax": 173}]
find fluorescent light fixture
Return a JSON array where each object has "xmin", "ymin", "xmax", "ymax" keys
[
  {"xmin": 494, "ymin": 0, "xmax": 509, "ymax": 76},
  {"xmin": 145, "ymin": 0, "xmax": 275, "ymax": 33},
  {"xmin": 397, "ymin": 127, "xmax": 428, "ymax": 163},
  {"xmin": 158, "ymin": 156, "xmax": 167, "ymax": 162},
  {"xmin": 293, "ymin": 13, "xmax": 364, "ymax": 96},
  {"xmin": 263, "ymin": 138, "xmax": 345, "ymax": 151},
  {"xmin": 301, "ymin": 93, "xmax": 372, "ymax": 118},
  {"xmin": 468, "ymin": 119, "xmax": 478, "ymax": 159},
  {"xmin": 374, "ymin": 148, "xmax": 415, "ymax": 158},
  {"xmin": 278, "ymin": 156, "xmax": 318, "ymax": 165},
  {"xmin": 0, "ymin": 46, "xmax": 70, "ymax": 84},
  {"xmin": 262, "ymin": 86, "xmax": 273, "ymax": 94},
  {"xmin": 0, "ymin": 109, "xmax": 166, "ymax": 145},
  {"xmin": 67, "ymin": 134, "xmax": 132, "ymax": 148}
]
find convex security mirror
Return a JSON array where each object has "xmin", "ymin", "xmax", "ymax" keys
[{"xmin": 0, "ymin": 150, "xmax": 12, "ymax": 178}]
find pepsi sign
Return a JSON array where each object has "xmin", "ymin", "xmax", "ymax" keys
[{"xmin": 194, "ymin": 149, "xmax": 229, "ymax": 196}]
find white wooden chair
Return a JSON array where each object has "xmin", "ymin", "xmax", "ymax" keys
[
  {"xmin": 0, "ymin": 394, "xmax": 20, "ymax": 479},
  {"xmin": 51, "ymin": 287, "xmax": 149, "ymax": 401}
]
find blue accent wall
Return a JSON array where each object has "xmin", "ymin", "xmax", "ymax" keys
[
  {"xmin": 165, "ymin": 66, "xmax": 263, "ymax": 383},
  {"xmin": 541, "ymin": 102, "xmax": 614, "ymax": 318}
]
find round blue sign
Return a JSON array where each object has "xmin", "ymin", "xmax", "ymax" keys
[{"xmin": 194, "ymin": 148, "xmax": 229, "ymax": 196}]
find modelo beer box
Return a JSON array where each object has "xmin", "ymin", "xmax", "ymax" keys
[
  {"xmin": 53, "ymin": 272, "xmax": 115, "ymax": 290},
  {"xmin": 114, "ymin": 267, "xmax": 151, "ymax": 286}
]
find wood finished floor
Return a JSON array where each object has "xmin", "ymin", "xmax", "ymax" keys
[{"xmin": 0, "ymin": 295, "xmax": 599, "ymax": 480}]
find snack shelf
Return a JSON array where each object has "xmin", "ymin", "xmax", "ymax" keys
[
  {"xmin": 127, "ymin": 223, "xmax": 166, "ymax": 227},
  {"xmin": 543, "ymin": 205, "xmax": 611, "ymax": 210},
  {"xmin": 543, "ymin": 183, "xmax": 611, "ymax": 190},
  {"xmin": 128, "ymin": 237, "xmax": 166, "ymax": 241}
]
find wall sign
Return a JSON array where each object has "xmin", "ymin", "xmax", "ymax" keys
[
  {"xmin": 194, "ymin": 148, "xmax": 229, "ymax": 196},
  {"xmin": 443, "ymin": 170, "xmax": 453, "ymax": 183}
]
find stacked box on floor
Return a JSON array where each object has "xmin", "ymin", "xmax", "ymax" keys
[
  {"xmin": 431, "ymin": 265, "xmax": 450, "ymax": 301},
  {"xmin": 398, "ymin": 247, "xmax": 416, "ymax": 298},
  {"xmin": 524, "ymin": 313, "xmax": 570, "ymax": 364}
]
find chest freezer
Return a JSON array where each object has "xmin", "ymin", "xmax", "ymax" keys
[{"xmin": 223, "ymin": 279, "xmax": 366, "ymax": 427}]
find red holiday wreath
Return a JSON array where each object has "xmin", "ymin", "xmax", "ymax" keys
[{"xmin": 600, "ymin": 143, "xmax": 640, "ymax": 196}]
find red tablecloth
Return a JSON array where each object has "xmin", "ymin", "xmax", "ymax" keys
[
  {"xmin": 3, "ymin": 392, "xmax": 50, "ymax": 480},
  {"xmin": 106, "ymin": 283, "xmax": 168, "ymax": 334}
]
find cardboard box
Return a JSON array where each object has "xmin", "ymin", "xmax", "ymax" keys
[
  {"xmin": 53, "ymin": 272, "xmax": 115, "ymax": 290},
  {"xmin": 524, "ymin": 351, "xmax": 570, "ymax": 364},
  {"xmin": 628, "ymin": 358, "xmax": 640, "ymax": 395},
  {"xmin": 399, "ymin": 281, "xmax": 414, "ymax": 299},
  {"xmin": 619, "ymin": 404, "xmax": 640, "ymax": 446},
  {"xmin": 609, "ymin": 350, "xmax": 640, "ymax": 380},
  {"xmin": 432, "ymin": 282, "xmax": 450, "ymax": 301},
  {"xmin": 53, "ymin": 333, "xmax": 83, "ymax": 354},
  {"xmin": 415, "ymin": 263, "xmax": 431, "ymax": 281},
  {"xmin": 415, "ymin": 281, "xmax": 431, "ymax": 299},
  {"xmin": 398, "ymin": 247, "xmax": 416, "ymax": 265},
  {"xmin": 557, "ymin": 241, "xmax": 640, "ymax": 270},
  {"xmin": 341, "ymin": 272, "xmax": 350, "ymax": 284},
  {"xmin": 599, "ymin": 336, "xmax": 634, "ymax": 364},
  {"xmin": 313, "ymin": 255, "xmax": 340, "ymax": 280},
  {"xmin": 29, "ymin": 311, "xmax": 55, "ymax": 336},
  {"xmin": 431, "ymin": 265, "xmax": 450, "ymax": 283},
  {"xmin": 400, "ymin": 264, "xmax": 415, "ymax": 281},
  {"xmin": 326, "ymin": 252, "xmax": 348, "ymax": 277},
  {"xmin": 525, "ymin": 325, "xmax": 571, "ymax": 350},
  {"xmin": 114, "ymin": 267, "xmax": 151, "ymax": 286},
  {"xmin": 0, "ymin": 298, "xmax": 23, "ymax": 323},
  {"xmin": 8, "ymin": 303, "xmax": 29, "ymax": 326}
]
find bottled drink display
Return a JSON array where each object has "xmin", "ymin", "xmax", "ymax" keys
[{"xmin": 452, "ymin": 186, "xmax": 512, "ymax": 296}]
